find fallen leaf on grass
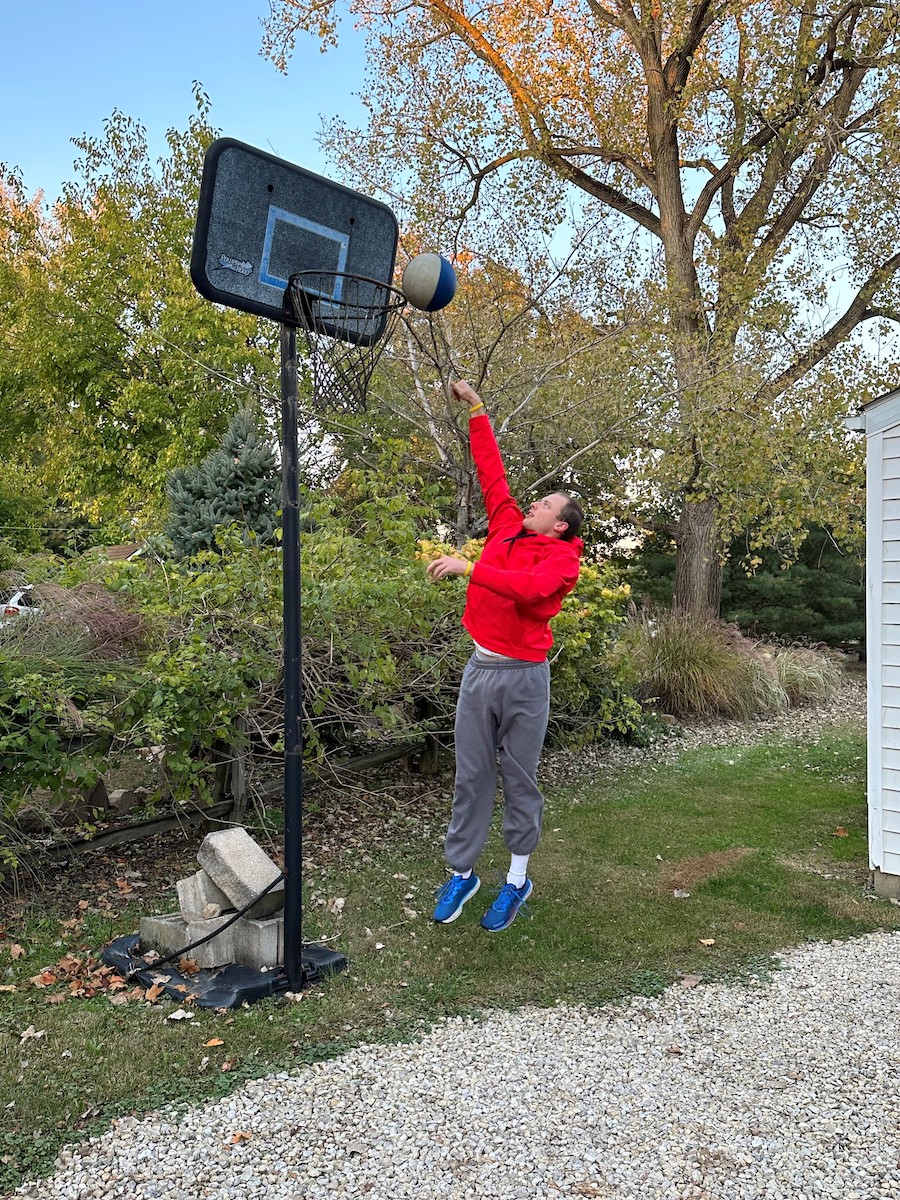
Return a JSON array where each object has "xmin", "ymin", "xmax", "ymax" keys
[
  {"xmin": 30, "ymin": 971, "xmax": 57, "ymax": 988},
  {"xmin": 145, "ymin": 983, "xmax": 165, "ymax": 1003},
  {"xmin": 0, "ymin": 984, "xmax": 17, "ymax": 993},
  {"xmin": 680, "ymin": 975, "xmax": 702, "ymax": 988},
  {"xmin": 19, "ymin": 1025, "xmax": 45, "ymax": 1044},
  {"xmin": 833, "ymin": 826, "xmax": 849, "ymax": 838},
  {"xmin": 672, "ymin": 889, "xmax": 691, "ymax": 899},
  {"xmin": 326, "ymin": 897, "xmax": 345, "ymax": 916},
  {"xmin": 699, "ymin": 938, "xmax": 716, "ymax": 947},
  {"xmin": 9, "ymin": 944, "xmax": 24, "ymax": 960},
  {"xmin": 166, "ymin": 1008, "xmax": 194, "ymax": 1021},
  {"xmin": 204, "ymin": 1038, "xmax": 224, "ymax": 1047},
  {"xmin": 221, "ymin": 1059, "xmax": 236, "ymax": 1071},
  {"xmin": 45, "ymin": 993, "xmax": 67, "ymax": 1005}
]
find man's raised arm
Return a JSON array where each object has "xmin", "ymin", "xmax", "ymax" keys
[{"xmin": 450, "ymin": 381, "xmax": 523, "ymax": 531}]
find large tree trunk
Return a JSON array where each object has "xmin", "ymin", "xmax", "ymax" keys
[{"xmin": 673, "ymin": 497, "xmax": 722, "ymax": 618}]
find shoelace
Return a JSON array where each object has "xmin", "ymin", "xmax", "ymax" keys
[
  {"xmin": 491, "ymin": 882, "xmax": 526, "ymax": 912},
  {"xmin": 436, "ymin": 875, "xmax": 470, "ymax": 899}
]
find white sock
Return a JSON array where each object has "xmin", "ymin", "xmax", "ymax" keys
[
  {"xmin": 453, "ymin": 868, "xmax": 472, "ymax": 880},
  {"xmin": 507, "ymin": 855, "xmax": 529, "ymax": 888}
]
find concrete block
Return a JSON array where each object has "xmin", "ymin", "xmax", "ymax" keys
[
  {"xmin": 176, "ymin": 870, "xmax": 233, "ymax": 921},
  {"xmin": 197, "ymin": 828, "xmax": 284, "ymax": 918},
  {"xmin": 874, "ymin": 869, "xmax": 900, "ymax": 900},
  {"xmin": 139, "ymin": 912, "xmax": 237, "ymax": 968},
  {"xmin": 139, "ymin": 913, "xmax": 188, "ymax": 957},
  {"xmin": 234, "ymin": 915, "xmax": 284, "ymax": 970}
]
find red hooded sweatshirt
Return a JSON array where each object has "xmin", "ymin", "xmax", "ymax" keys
[{"xmin": 463, "ymin": 412, "xmax": 583, "ymax": 661}]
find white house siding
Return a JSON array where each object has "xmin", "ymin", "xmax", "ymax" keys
[
  {"xmin": 881, "ymin": 435, "xmax": 900, "ymax": 869},
  {"xmin": 861, "ymin": 390, "xmax": 900, "ymax": 883}
]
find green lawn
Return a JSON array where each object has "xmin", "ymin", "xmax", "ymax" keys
[{"xmin": 1, "ymin": 726, "xmax": 895, "ymax": 1193}]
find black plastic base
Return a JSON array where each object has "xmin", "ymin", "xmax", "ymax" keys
[{"xmin": 101, "ymin": 935, "xmax": 348, "ymax": 1009}]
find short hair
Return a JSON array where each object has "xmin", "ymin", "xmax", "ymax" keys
[{"xmin": 557, "ymin": 494, "xmax": 584, "ymax": 542}]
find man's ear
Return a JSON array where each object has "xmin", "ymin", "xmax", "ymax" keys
[{"xmin": 552, "ymin": 519, "xmax": 569, "ymax": 538}]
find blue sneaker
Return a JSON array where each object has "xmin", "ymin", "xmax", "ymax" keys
[
  {"xmin": 480, "ymin": 879, "xmax": 533, "ymax": 932},
  {"xmin": 433, "ymin": 873, "xmax": 480, "ymax": 923}
]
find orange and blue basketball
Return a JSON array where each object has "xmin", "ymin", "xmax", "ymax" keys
[{"xmin": 401, "ymin": 253, "xmax": 457, "ymax": 312}]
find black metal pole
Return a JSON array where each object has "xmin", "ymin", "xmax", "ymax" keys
[{"xmin": 280, "ymin": 322, "xmax": 304, "ymax": 992}]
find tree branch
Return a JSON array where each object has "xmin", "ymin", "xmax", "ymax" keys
[{"xmin": 756, "ymin": 251, "xmax": 900, "ymax": 403}]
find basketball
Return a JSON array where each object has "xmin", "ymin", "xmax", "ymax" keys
[{"xmin": 401, "ymin": 253, "xmax": 457, "ymax": 312}]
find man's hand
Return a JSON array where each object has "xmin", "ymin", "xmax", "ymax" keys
[
  {"xmin": 426, "ymin": 555, "xmax": 471, "ymax": 581},
  {"xmin": 451, "ymin": 380, "xmax": 482, "ymax": 409}
]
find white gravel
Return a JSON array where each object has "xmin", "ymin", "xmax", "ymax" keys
[
  {"xmin": 17, "ymin": 674, "xmax": 891, "ymax": 1200},
  {"xmin": 15, "ymin": 930, "xmax": 900, "ymax": 1200}
]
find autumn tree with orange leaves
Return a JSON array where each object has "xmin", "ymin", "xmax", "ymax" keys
[{"xmin": 264, "ymin": 0, "xmax": 900, "ymax": 616}]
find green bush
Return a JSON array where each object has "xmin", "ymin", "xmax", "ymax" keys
[
  {"xmin": 546, "ymin": 563, "xmax": 644, "ymax": 743},
  {"xmin": 0, "ymin": 482, "xmax": 644, "ymax": 849},
  {"xmin": 0, "ymin": 614, "xmax": 140, "ymax": 861}
]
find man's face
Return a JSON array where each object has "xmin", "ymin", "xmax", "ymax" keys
[{"xmin": 523, "ymin": 493, "xmax": 569, "ymax": 537}]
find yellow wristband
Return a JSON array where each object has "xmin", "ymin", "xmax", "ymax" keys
[
  {"xmin": 464, "ymin": 561, "xmax": 473, "ymax": 577},
  {"xmin": 469, "ymin": 402, "xmax": 485, "ymax": 414}
]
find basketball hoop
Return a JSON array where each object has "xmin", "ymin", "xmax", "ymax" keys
[{"xmin": 285, "ymin": 270, "xmax": 406, "ymax": 412}]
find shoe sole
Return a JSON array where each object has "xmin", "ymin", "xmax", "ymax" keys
[
  {"xmin": 481, "ymin": 880, "xmax": 533, "ymax": 933},
  {"xmin": 434, "ymin": 877, "xmax": 480, "ymax": 923}
]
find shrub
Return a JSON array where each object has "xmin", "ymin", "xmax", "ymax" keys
[
  {"xmin": 0, "ymin": 615, "xmax": 140, "ymax": 841},
  {"xmin": 0, "ymin": 485, "xmax": 646, "ymax": 848}
]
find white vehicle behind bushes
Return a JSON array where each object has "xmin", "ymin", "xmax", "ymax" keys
[{"xmin": 0, "ymin": 584, "xmax": 40, "ymax": 628}]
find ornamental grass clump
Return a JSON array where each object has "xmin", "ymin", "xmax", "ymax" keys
[
  {"xmin": 616, "ymin": 613, "xmax": 761, "ymax": 719},
  {"xmin": 772, "ymin": 645, "xmax": 843, "ymax": 705},
  {"xmin": 616, "ymin": 611, "xmax": 844, "ymax": 719}
]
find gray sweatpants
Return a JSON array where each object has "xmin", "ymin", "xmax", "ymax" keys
[{"xmin": 445, "ymin": 652, "xmax": 551, "ymax": 873}]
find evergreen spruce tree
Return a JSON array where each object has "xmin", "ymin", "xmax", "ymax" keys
[
  {"xmin": 166, "ymin": 411, "xmax": 280, "ymax": 559},
  {"xmin": 721, "ymin": 527, "xmax": 864, "ymax": 649}
]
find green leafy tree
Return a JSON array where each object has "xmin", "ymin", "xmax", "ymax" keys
[
  {"xmin": 165, "ymin": 410, "xmax": 280, "ymax": 559},
  {"xmin": 0, "ymin": 90, "xmax": 279, "ymax": 533},
  {"xmin": 264, "ymin": 0, "xmax": 900, "ymax": 614}
]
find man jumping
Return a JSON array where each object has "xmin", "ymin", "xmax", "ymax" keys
[{"xmin": 426, "ymin": 380, "xmax": 584, "ymax": 932}]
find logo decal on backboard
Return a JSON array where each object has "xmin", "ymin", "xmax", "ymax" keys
[{"xmin": 216, "ymin": 255, "xmax": 255, "ymax": 276}]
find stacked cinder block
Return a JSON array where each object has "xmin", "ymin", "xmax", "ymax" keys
[{"xmin": 139, "ymin": 828, "xmax": 285, "ymax": 970}]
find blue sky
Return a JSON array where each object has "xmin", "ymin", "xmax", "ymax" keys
[{"xmin": 0, "ymin": 0, "xmax": 367, "ymax": 206}]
